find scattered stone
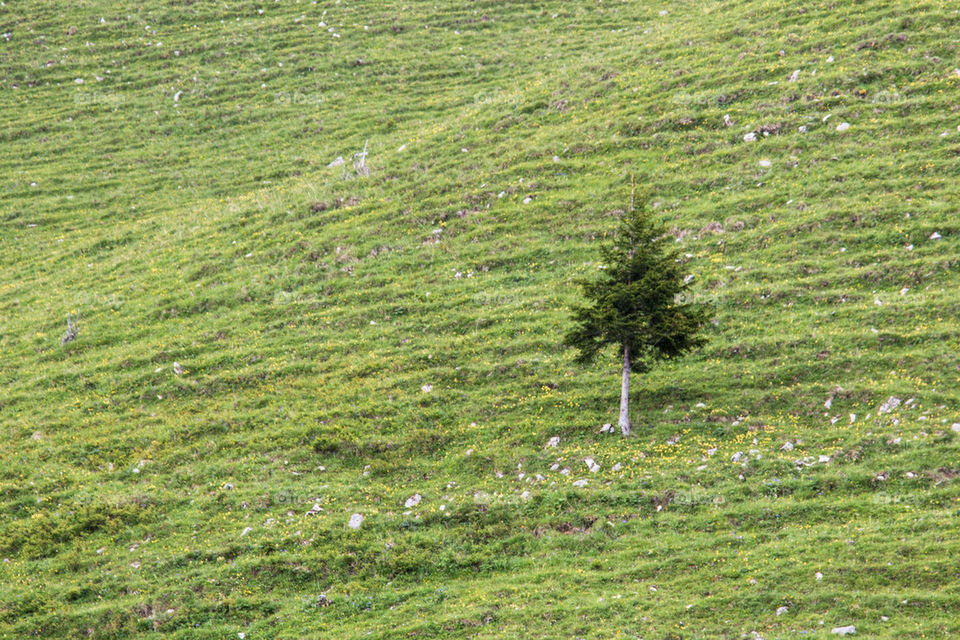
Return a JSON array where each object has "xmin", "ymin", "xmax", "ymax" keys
[
  {"xmin": 421, "ymin": 383, "xmax": 433, "ymax": 393},
  {"xmin": 743, "ymin": 132, "xmax": 756, "ymax": 142},
  {"xmin": 240, "ymin": 527, "xmax": 253, "ymax": 537},
  {"xmin": 306, "ymin": 503, "xmax": 323, "ymax": 516},
  {"xmin": 173, "ymin": 361, "xmax": 183, "ymax": 375},
  {"xmin": 723, "ymin": 114, "xmax": 734, "ymax": 127},
  {"xmin": 327, "ymin": 156, "xmax": 345, "ymax": 168},
  {"xmin": 547, "ymin": 436, "xmax": 560, "ymax": 447},
  {"xmin": 316, "ymin": 594, "xmax": 332, "ymax": 607},
  {"xmin": 731, "ymin": 451, "xmax": 745, "ymax": 463},
  {"xmin": 222, "ymin": 483, "xmax": 235, "ymax": 490},
  {"xmin": 787, "ymin": 69, "xmax": 801, "ymax": 82},
  {"xmin": 776, "ymin": 606, "xmax": 789, "ymax": 616},
  {"xmin": 878, "ymin": 397, "xmax": 901, "ymax": 414},
  {"xmin": 819, "ymin": 455, "xmax": 831, "ymax": 463},
  {"xmin": 600, "ymin": 423, "xmax": 614, "ymax": 434},
  {"xmin": 836, "ymin": 122, "xmax": 850, "ymax": 132},
  {"xmin": 930, "ymin": 232, "xmax": 942, "ymax": 240},
  {"xmin": 348, "ymin": 513, "xmax": 364, "ymax": 529},
  {"xmin": 612, "ymin": 462, "xmax": 622, "ymax": 472},
  {"xmin": 831, "ymin": 626, "xmax": 856, "ymax": 636},
  {"xmin": 584, "ymin": 457, "xmax": 600, "ymax": 473},
  {"xmin": 780, "ymin": 442, "xmax": 794, "ymax": 451},
  {"xmin": 572, "ymin": 478, "xmax": 588, "ymax": 487},
  {"xmin": 816, "ymin": 571, "xmax": 823, "ymax": 580},
  {"xmin": 404, "ymin": 494, "xmax": 422, "ymax": 508},
  {"xmin": 759, "ymin": 159, "xmax": 772, "ymax": 167},
  {"xmin": 951, "ymin": 423, "xmax": 960, "ymax": 433}
]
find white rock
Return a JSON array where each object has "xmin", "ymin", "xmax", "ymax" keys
[
  {"xmin": 776, "ymin": 606, "xmax": 789, "ymax": 616},
  {"xmin": 600, "ymin": 423, "xmax": 614, "ymax": 434},
  {"xmin": 826, "ymin": 55, "xmax": 835, "ymax": 62},
  {"xmin": 930, "ymin": 232, "xmax": 942, "ymax": 240},
  {"xmin": 327, "ymin": 156, "xmax": 345, "ymax": 168},
  {"xmin": 173, "ymin": 90, "xmax": 182, "ymax": 102},
  {"xmin": 173, "ymin": 361, "xmax": 183, "ymax": 375},
  {"xmin": 836, "ymin": 122, "xmax": 850, "ymax": 132},
  {"xmin": 731, "ymin": 451, "xmax": 745, "ymax": 462},
  {"xmin": 815, "ymin": 571, "xmax": 823, "ymax": 580},
  {"xmin": 306, "ymin": 503, "xmax": 322, "ymax": 515},
  {"xmin": 240, "ymin": 527, "xmax": 253, "ymax": 537},
  {"xmin": 553, "ymin": 155, "xmax": 560, "ymax": 162},
  {"xmin": 397, "ymin": 144, "xmax": 406, "ymax": 152},
  {"xmin": 612, "ymin": 462, "xmax": 622, "ymax": 472},
  {"xmin": 798, "ymin": 125, "xmax": 808, "ymax": 133},
  {"xmin": 780, "ymin": 442, "xmax": 794, "ymax": 451},
  {"xmin": 584, "ymin": 457, "xmax": 600, "ymax": 473},
  {"xmin": 723, "ymin": 114, "xmax": 734, "ymax": 127},
  {"xmin": 348, "ymin": 513, "xmax": 364, "ymax": 529},
  {"xmin": 951, "ymin": 423, "xmax": 960, "ymax": 433},
  {"xmin": 520, "ymin": 491, "xmax": 530, "ymax": 500},
  {"xmin": 404, "ymin": 494, "xmax": 422, "ymax": 508},
  {"xmin": 421, "ymin": 384, "xmax": 433, "ymax": 393},
  {"xmin": 522, "ymin": 196, "xmax": 532, "ymax": 204},
  {"xmin": 560, "ymin": 467, "xmax": 571, "ymax": 476},
  {"xmin": 572, "ymin": 478, "xmax": 588, "ymax": 487},
  {"xmin": 788, "ymin": 69, "xmax": 800, "ymax": 82},
  {"xmin": 547, "ymin": 436, "xmax": 560, "ymax": 448},
  {"xmin": 743, "ymin": 132, "xmax": 756, "ymax": 142},
  {"xmin": 759, "ymin": 159, "xmax": 772, "ymax": 167},
  {"xmin": 831, "ymin": 626, "xmax": 856, "ymax": 636},
  {"xmin": 819, "ymin": 455, "xmax": 832, "ymax": 463},
  {"xmin": 878, "ymin": 396, "xmax": 901, "ymax": 414}
]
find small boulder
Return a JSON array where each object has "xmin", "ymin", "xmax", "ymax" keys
[{"xmin": 831, "ymin": 626, "xmax": 856, "ymax": 636}]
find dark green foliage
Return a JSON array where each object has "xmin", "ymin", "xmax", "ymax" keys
[{"xmin": 563, "ymin": 204, "xmax": 713, "ymax": 373}]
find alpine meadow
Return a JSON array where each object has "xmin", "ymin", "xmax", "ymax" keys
[{"xmin": 2, "ymin": 1, "xmax": 960, "ymax": 639}]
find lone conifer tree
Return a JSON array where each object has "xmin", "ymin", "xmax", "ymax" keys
[{"xmin": 563, "ymin": 202, "xmax": 712, "ymax": 435}]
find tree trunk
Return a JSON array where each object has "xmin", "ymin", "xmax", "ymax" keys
[{"xmin": 618, "ymin": 344, "xmax": 631, "ymax": 436}]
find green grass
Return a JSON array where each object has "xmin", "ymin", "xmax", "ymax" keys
[{"xmin": 2, "ymin": 0, "xmax": 960, "ymax": 637}]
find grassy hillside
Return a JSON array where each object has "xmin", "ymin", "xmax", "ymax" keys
[{"xmin": 2, "ymin": 0, "xmax": 960, "ymax": 637}]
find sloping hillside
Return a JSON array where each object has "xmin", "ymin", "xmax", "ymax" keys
[{"xmin": 1, "ymin": 1, "xmax": 959, "ymax": 637}]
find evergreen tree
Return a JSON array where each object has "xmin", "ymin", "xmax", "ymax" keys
[{"xmin": 563, "ymin": 204, "xmax": 712, "ymax": 435}]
